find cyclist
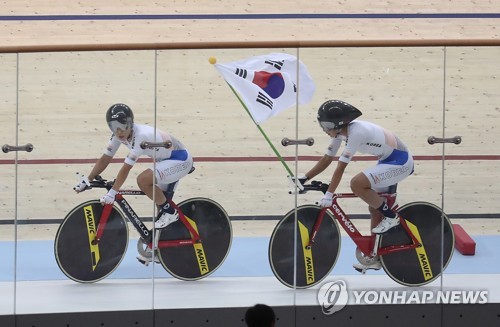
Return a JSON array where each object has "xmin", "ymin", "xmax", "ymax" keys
[
  {"xmin": 73, "ymin": 103, "xmax": 193, "ymax": 265},
  {"xmin": 296, "ymin": 99, "xmax": 414, "ymax": 271}
]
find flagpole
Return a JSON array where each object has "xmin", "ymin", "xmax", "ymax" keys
[{"xmin": 225, "ymin": 82, "xmax": 295, "ymax": 177}]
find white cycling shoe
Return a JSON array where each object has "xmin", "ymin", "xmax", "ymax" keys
[
  {"xmin": 371, "ymin": 216, "xmax": 400, "ymax": 234},
  {"xmin": 155, "ymin": 210, "xmax": 179, "ymax": 229}
]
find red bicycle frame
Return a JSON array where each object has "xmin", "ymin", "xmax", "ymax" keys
[
  {"xmin": 308, "ymin": 193, "xmax": 421, "ymax": 257},
  {"xmin": 155, "ymin": 200, "xmax": 202, "ymax": 248},
  {"xmin": 93, "ymin": 191, "xmax": 201, "ymax": 249}
]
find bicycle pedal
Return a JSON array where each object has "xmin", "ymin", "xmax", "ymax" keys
[
  {"xmin": 137, "ymin": 258, "xmax": 150, "ymax": 266},
  {"xmin": 353, "ymin": 267, "xmax": 368, "ymax": 274}
]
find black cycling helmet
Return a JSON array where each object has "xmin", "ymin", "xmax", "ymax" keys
[
  {"xmin": 317, "ymin": 100, "xmax": 362, "ymax": 131},
  {"xmin": 106, "ymin": 103, "xmax": 134, "ymax": 134}
]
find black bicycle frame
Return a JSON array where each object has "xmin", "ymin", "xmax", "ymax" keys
[{"xmin": 115, "ymin": 194, "xmax": 152, "ymax": 242}]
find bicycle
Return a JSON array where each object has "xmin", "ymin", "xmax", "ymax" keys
[
  {"xmin": 268, "ymin": 180, "xmax": 454, "ymax": 288},
  {"xmin": 54, "ymin": 164, "xmax": 232, "ymax": 283}
]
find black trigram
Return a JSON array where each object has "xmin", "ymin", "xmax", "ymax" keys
[
  {"xmin": 235, "ymin": 68, "xmax": 248, "ymax": 78},
  {"xmin": 264, "ymin": 60, "xmax": 284, "ymax": 70},
  {"xmin": 256, "ymin": 92, "xmax": 273, "ymax": 110}
]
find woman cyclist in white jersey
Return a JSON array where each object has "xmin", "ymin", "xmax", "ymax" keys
[
  {"xmin": 296, "ymin": 100, "xmax": 414, "ymax": 271},
  {"xmin": 73, "ymin": 103, "xmax": 193, "ymax": 264}
]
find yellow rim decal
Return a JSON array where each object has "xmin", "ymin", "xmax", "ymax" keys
[
  {"xmin": 84, "ymin": 205, "xmax": 100, "ymax": 271},
  {"xmin": 186, "ymin": 216, "xmax": 209, "ymax": 275},
  {"xmin": 298, "ymin": 220, "xmax": 315, "ymax": 285},
  {"xmin": 406, "ymin": 220, "xmax": 433, "ymax": 280}
]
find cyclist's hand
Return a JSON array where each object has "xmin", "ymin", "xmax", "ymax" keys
[
  {"xmin": 100, "ymin": 189, "xmax": 117, "ymax": 205},
  {"xmin": 74, "ymin": 175, "xmax": 90, "ymax": 193},
  {"xmin": 318, "ymin": 191, "xmax": 334, "ymax": 208}
]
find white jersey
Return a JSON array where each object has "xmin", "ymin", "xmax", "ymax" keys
[
  {"xmin": 326, "ymin": 120, "xmax": 408, "ymax": 164},
  {"xmin": 104, "ymin": 124, "xmax": 188, "ymax": 166}
]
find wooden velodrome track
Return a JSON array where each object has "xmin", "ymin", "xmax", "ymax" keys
[
  {"xmin": 1, "ymin": 1, "xmax": 499, "ymax": 239},
  {"xmin": 0, "ymin": 1, "xmax": 499, "ymax": 47},
  {"xmin": 1, "ymin": 2, "xmax": 500, "ymax": 323}
]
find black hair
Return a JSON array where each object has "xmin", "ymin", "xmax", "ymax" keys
[{"xmin": 245, "ymin": 304, "xmax": 276, "ymax": 327}]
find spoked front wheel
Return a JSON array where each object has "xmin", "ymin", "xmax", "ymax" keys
[
  {"xmin": 380, "ymin": 201, "xmax": 455, "ymax": 286},
  {"xmin": 269, "ymin": 205, "xmax": 341, "ymax": 288},
  {"xmin": 54, "ymin": 200, "xmax": 129, "ymax": 283},
  {"xmin": 157, "ymin": 197, "xmax": 232, "ymax": 281}
]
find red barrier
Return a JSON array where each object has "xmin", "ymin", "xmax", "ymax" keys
[{"xmin": 453, "ymin": 224, "xmax": 476, "ymax": 255}]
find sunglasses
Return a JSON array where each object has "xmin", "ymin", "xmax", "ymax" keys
[{"xmin": 318, "ymin": 121, "xmax": 338, "ymax": 132}]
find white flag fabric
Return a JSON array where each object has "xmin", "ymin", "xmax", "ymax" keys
[{"xmin": 215, "ymin": 53, "xmax": 315, "ymax": 124}]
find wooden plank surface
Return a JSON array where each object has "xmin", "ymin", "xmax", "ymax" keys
[
  {"xmin": 1, "ymin": 1, "xmax": 499, "ymax": 49},
  {"xmin": 0, "ymin": 2, "xmax": 499, "ymax": 239}
]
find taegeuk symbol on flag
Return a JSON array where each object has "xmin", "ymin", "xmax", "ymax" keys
[{"xmin": 214, "ymin": 53, "xmax": 315, "ymax": 124}]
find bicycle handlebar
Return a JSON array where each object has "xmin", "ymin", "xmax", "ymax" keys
[
  {"xmin": 291, "ymin": 180, "xmax": 329, "ymax": 194},
  {"xmin": 295, "ymin": 180, "xmax": 397, "ymax": 198},
  {"xmin": 140, "ymin": 141, "xmax": 172, "ymax": 149},
  {"xmin": 83, "ymin": 176, "xmax": 146, "ymax": 196},
  {"xmin": 87, "ymin": 176, "xmax": 114, "ymax": 190}
]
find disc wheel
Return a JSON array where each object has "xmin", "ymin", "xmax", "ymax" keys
[
  {"xmin": 157, "ymin": 198, "xmax": 232, "ymax": 280},
  {"xmin": 380, "ymin": 202, "xmax": 454, "ymax": 286},
  {"xmin": 269, "ymin": 205, "xmax": 341, "ymax": 288},
  {"xmin": 54, "ymin": 200, "xmax": 129, "ymax": 283}
]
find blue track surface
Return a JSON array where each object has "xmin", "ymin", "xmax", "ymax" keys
[{"xmin": 0, "ymin": 235, "xmax": 497, "ymax": 282}]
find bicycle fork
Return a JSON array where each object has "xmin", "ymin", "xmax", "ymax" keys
[
  {"xmin": 92, "ymin": 203, "xmax": 113, "ymax": 245},
  {"xmin": 93, "ymin": 197, "xmax": 153, "ymax": 245}
]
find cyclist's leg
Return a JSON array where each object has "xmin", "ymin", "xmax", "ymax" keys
[
  {"xmin": 159, "ymin": 165, "xmax": 195, "ymax": 200},
  {"xmin": 137, "ymin": 169, "xmax": 167, "ymax": 205},
  {"xmin": 351, "ymin": 172, "xmax": 399, "ymax": 236},
  {"xmin": 368, "ymin": 184, "xmax": 398, "ymax": 229},
  {"xmin": 358, "ymin": 152, "xmax": 413, "ymax": 233},
  {"xmin": 135, "ymin": 154, "xmax": 193, "ymax": 265},
  {"xmin": 136, "ymin": 181, "xmax": 181, "ymax": 266},
  {"xmin": 149, "ymin": 153, "xmax": 194, "ymax": 228},
  {"xmin": 161, "ymin": 180, "xmax": 178, "ymax": 200},
  {"xmin": 137, "ymin": 151, "xmax": 193, "ymax": 203},
  {"xmin": 368, "ymin": 205, "xmax": 383, "ymax": 230},
  {"xmin": 352, "ymin": 193, "xmax": 400, "ymax": 273},
  {"xmin": 351, "ymin": 174, "xmax": 386, "ymax": 210}
]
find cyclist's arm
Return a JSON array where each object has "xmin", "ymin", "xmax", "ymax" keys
[
  {"xmin": 306, "ymin": 135, "xmax": 342, "ymax": 180},
  {"xmin": 326, "ymin": 160, "xmax": 348, "ymax": 193},
  {"xmin": 305, "ymin": 154, "xmax": 334, "ymax": 179},
  {"xmin": 110, "ymin": 163, "xmax": 133, "ymax": 192},
  {"xmin": 88, "ymin": 135, "xmax": 121, "ymax": 181},
  {"xmin": 88, "ymin": 154, "xmax": 113, "ymax": 181}
]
